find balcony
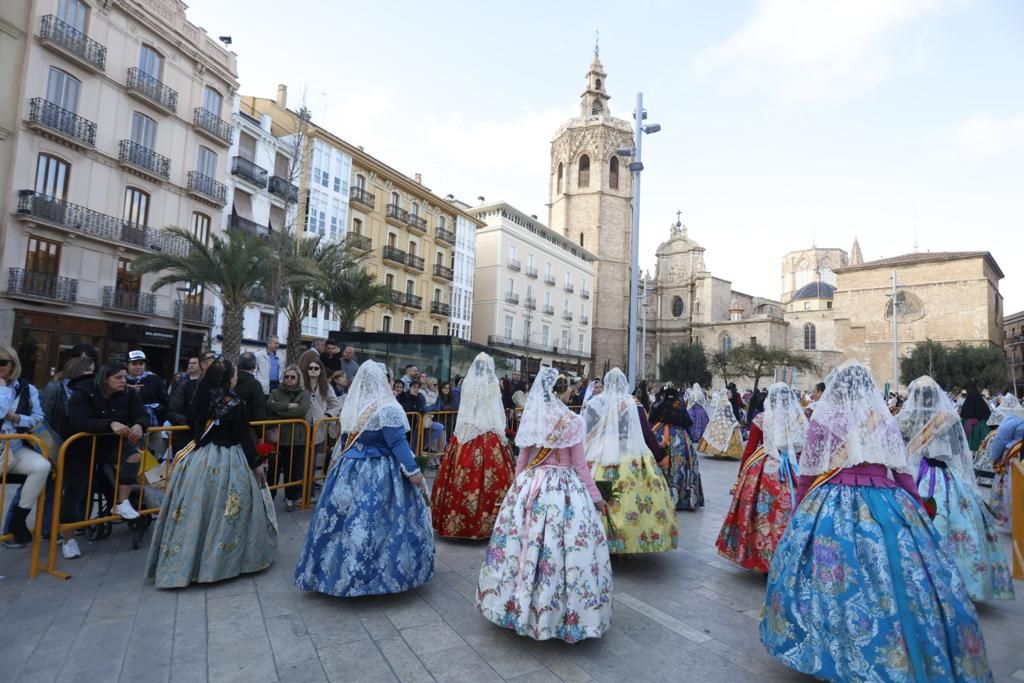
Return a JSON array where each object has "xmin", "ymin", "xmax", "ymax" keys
[
  {"xmin": 193, "ymin": 107, "xmax": 233, "ymax": 146},
  {"xmin": 268, "ymin": 175, "xmax": 299, "ymax": 203},
  {"xmin": 581, "ymin": 289, "xmax": 591, "ymax": 300},
  {"xmin": 508, "ymin": 259, "xmax": 522, "ymax": 272},
  {"xmin": 432, "ymin": 264, "xmax": 453, "ymax": 282},
  {"xmin": 232, "ymin": 156, "xmax": 268, "ymax": 189},
  {"xmin": 487, "ymin": 335, "xmax": 555, "ymax": 354},
  {"xmin": 564, "ymin": 283, "xmax": 575, "ymax": 294},
  {"xmin": 382, "ymin": 245, "xmax": 407, "ymax": 266},
  {"xmin": 525, "ymin": 266, "xmax": 538, "ymax": 279},
  {"xmin": 430, "ymin": 301, "xmax": 451, "ymax": 316},
  {"xmin": 39, "ymin": 15, "xmax": 106, "ymax": 73},
  {"xmin": 102, "ymin": 287, "xmax": 155, "ymax": 316},
  {"xmin": 229, "ymin": 214, "xmax": 269, "ymax": 237},
  {"xmin": 386, "ymin": 203, "xmax": 408, "ymax": 226},
  {"xmin": 405, "ymin": 254, "xmax": 425, "ymax": 272},
  {"xmin": 543, "ymin": 304, "xmax": 555, "ymax": 316},
  {"xmin": 346, "ymin": 232, "xmax": 372, "ymax": 252},
  {"xmin": 581, "ymin": 315, "xmax": 590, "ymax": 326},
  {"xmin": 435, "ymin": 226, "xmax": 456, "ymax": 245},
  {"xmin": 350, "ymin": 186, "xmax": 375, "ymax": 209},
  {"xmin": 406, "ymin": 213, "xmax": 427, "ymax": 234},
  {"xmin": 187, "ymin": 171, "xmax": 227, "ymax": 206},
  {"xmin": 26, "ymin": 98, "xmax": 95, "ymax": 150},
  {"xmin": 118, "ymin": 139, "xmax": 170, "ymax": 181},
  {"xmin": 7, "ymin": 268, "xmax": 77, "ymax": 304},
  {"xmin": 175, "ymin": 301, "xmax": 216, "ymax": 326},
  {"xmin": 391, "ymin": 290, "xmax": 422, "ymax": 310},
  {"xmin": 126, "ymin": 67, "xmax": 177, "ymax": 113},
  {"xmin": 544, "ymin": 275, "xmax": 556, "ymax": 286},
  {"xmin": 505, "ymin": 292, "xmax": 520, "ymax": 305},
  {"xmin": 562, "ymin": 311, "xmax": 574, "ymax": 322},
  {"xmin": 15, "ymin": 191, "xmax": 189, "ymax": 256},
  {"xmin": 524, "ymin": 297, "xmax": 536, "ymax": 310}
]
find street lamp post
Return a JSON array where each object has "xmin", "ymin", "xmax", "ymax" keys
[
  {"xmin": 174, "ymin": 285, "xmax": 191, "ymax": 376},
  {"xmin": 618, "ymin": 92, "xmax": 660, "ymax": 389}
]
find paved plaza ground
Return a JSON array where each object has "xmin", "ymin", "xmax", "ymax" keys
[{"xmin": 2, "ymin": 457, "xmax": 1024, "ymax": 682}]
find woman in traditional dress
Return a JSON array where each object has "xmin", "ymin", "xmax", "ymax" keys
[
  {"xmin": 761, "ymin": 361, "xmax": 991, "ymax": 682},
  {"xmin": 988, "ymin": 393, "xmax": 1021, "ymax": 428},
  {"xmin": 898, "ymin": 376, "xmax": 1013, "ymax": 602},
  {"xmin": 960, "ymin": 387, "xmax": 992, "ymax": 452},
  {"xmin": 295, "ymin": 360, "xmax": 434, "ymax": 597},
  {"xmin": 686, "ymin": 384, "xmax": 710, "ymax": 444},
  {"xmin": 146, "ymin": 360, "xmax": 277, "ymax": 588},
  {"xmin": 697, "ymin": 392, "xmax": 744, "ymax": 459},
  {"xmin": 650, "ymin": 385, "xmax": 703, "ymax": 511},
  {"xmin": 430, "ymin": 353, "xmax": 514, "ymax": 539},
  {"xmin": 986, "ymin": 408, "xmax": 1024, "ymax": 527},
  {"xmin": 716, "ymin": 383, "xmax": 805, "ymax": 573},
  {"xmin": 584, "ymin": 368, "xmax": 678, "ymax": 554},
  {"xmin": 477, "ymin": 367, "xmax": 612, "ymax": 643}
]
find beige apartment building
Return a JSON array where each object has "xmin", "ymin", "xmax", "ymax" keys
[
  {"xmin": 0, "ymin": 0, "xmax": 238, "ymax": 384},
  {"xmin": 469, "ymin": 202, "xmax": 595, "ymax": 377},
  {"xmin": 242, "ymin": 88, "xmax": 483, "ymax": 339}
]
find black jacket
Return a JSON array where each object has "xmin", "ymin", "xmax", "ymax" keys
[
  {"xmin": 235, "ymin": 370, "xmax": 267, "ymax": 422},
  {"xmin": 166, "ymin": 376, "xmax": 200, "ymax": 426},
  {"xmin": 66, "ymin": 376, "xmax": 149, "ymax": 461},
  {"xmin": 125, "ymin": 372, "xmax": 168, "ymax": 424}
]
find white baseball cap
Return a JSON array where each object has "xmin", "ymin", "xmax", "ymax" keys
[{"xmin": 127, "ymin": 350, "xmax": 147, "ymax": 362}]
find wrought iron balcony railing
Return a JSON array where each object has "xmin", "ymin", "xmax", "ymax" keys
[
  {"xmin": 386, "ymin": 203, "xmax": 408, "ymax": 223},
  {"xmin": 28, "ymin": 98, "xmax": 95, "ymax": 146},
  {"xmin": 193, "ymin": 107, "xmax": 233, "ymax": 145},
  {"xmin": 543, "ymin": 304, "xmax": 555, "ymax": 315},
  {"xmin": 346, "ymin": 232, "xmax": 372, "ymax": 252},
  {"xmin": 102, "ymin": 287, "xmax": 155, "ymax": 315},
  {"xmin": 544, "ymin": 275, "xmax": 556, "ymax": 286},
  {"xmin": 562, "ymin": 311, "xmax": 574, "ymax": 321},
  {"xmin": 126, "ymin": 67, "xmax": 177, "ymax": 112},
  {"xmin": 433, "ymin": 264, "xmax": 453, "ymax": 281},
  {"xmin": 350, "ymin": 186, "xmax": 375, "ymax": 208},
  {"xmin": 118, "ymin": 139, "xmax": 170, "ymax": 179},
  {"xmin": 406, "ymin": 213, "xmax": 427, "ymax": 232},
  {"xmin": 524, "ymin": 297, "xmax": 536, "ymax": 310},
  {"xmin": 581, "ymin": 289, "xmax": 591, "ymax": 300},
  {"xmin": 564, "ymin": 283, "xmax": 575, "ymax": 293},
  {"xmin": 187, "ymin": 171, "xmax": 227, "ymax": 205},
  {"xmin": 508, "ymin": 259, "xmax": 521, "ymax": 272},
  {"xmin": 231, "ymin": 156, "xmax": 268, "ymax": 188},
  {"xmin": 525, "ymin": 266, "xmax": 538, "ymax": 278},
  {"xmin": 505, "ymin": 292, "xmax": 520, "ymax": 305},
  {"xmin": 175, "ymin": 301, "xmax": 216, "ymax": 325},
  {"xmin": 430, "ymin": 301, "xmax": 451, "ymax": 316},
  {"xmin": 269, "ymin": 175, "xmax": 298, "ymax": 202},
  {"xmin": 382, "ymin": 245, "xmax": 407, "ymax": 265},
  {"xmin": 435, "ymin": 227, "xmax": 456, "ymax": 245},
  {"xmin": 39, "ymin": 15, "xmax": 106, "ymax": 71},
  {"xmin": 229, "ymin": 214, "xmax": 269, "ymax": 237},
  {"xmin": 391, "ymin": 290, "xmax": 423, "ymax": 310},
  {"xmin": 406, "ymin": 254, "xmax": 425, "ymax": 271},
  {"xmin": 7, "ymin": 268, "xmax": 77, "ymax": 304},
  {"xmin": 581, "ymin": 316, "xmax": 590, "ymax": 325}
]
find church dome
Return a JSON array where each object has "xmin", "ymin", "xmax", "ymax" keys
[
  {"xmin": 791, "ymin": 281, "xmax": 835, "ymax": 301},
  {"xmin": 656, "ymin": 222, "xmax": 702, "ymax": 256}
]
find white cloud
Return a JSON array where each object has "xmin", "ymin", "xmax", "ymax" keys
[
  {"xmin": 948, "ymin": 111, "xmax": 1024, "ymax": 161},
  {"xmin": 694, "ymin": 0, "xmax": 947, "ymax": 103}
]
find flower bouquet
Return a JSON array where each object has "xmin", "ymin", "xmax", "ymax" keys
[
  {"xmin": 594, "ymin": 479, "xmax": 623, "ymax": 550},
  {"xmin": 255, "ymin": 442, "xmax": 276, "ymax": 466}
]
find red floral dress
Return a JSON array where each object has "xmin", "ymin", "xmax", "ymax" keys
[
  {"xmin": 430, "ymin": 431, "xmax": 515, "ymax": 539},
  {"xmin": 715, "ymin": 422, "xmax": 798, "ymax": 573}
]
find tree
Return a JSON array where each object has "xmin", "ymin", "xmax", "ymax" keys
[
  {"xmin": 280, "ymin": 235, "xmax": 347, "ymax": 364},
  {"xmin": 719, "ymin": 342, "xmax": 818, "ymax": 391},
  {"xmin": 320, "ymin": 259, "xmax": 392, "ymax": 332},
  {"xmin": 709, "ymin": 350, "xmax": 736, "ymax": 387},
  {"xmin": 134, "ymin": 228, "xmax": 272, "ymax": 360},
  {"xmin": 659, "ymin": 343, "xmax": 711, "ymax": 387},
  {"xmin": 901, "ymin": 340, "xmax": 1009, "ymax": 391}
]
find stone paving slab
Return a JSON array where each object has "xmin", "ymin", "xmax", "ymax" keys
[{"xmin": 1, "ymin": 457, "xmax": 1023, "ymax": 682}]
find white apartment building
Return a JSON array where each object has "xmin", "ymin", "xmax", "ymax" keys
[
  {"xmin": 445, "ymin": 199, "xmax": 475, "ymax": 340},
  {"xmin": 211, "ymin": 95, "xmax": 297, "ymax": 354},
  {"xmin": 0, "ymin": 0, "xmax": 237, "ymax": 385},
  {"xmin": 469, "ymin": 202, "xmax": 595, "ymax": 376}
]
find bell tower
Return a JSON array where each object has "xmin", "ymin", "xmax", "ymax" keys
[{"xmin": 548, "ymin": 50, "xmax": 635, "ymax": 373}]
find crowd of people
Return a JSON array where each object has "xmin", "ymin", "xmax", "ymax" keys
[{"xmin": 4, "ymin": 335, "xmax": 1023, "ymax": 681}]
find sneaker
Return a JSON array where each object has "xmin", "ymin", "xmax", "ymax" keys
[
  {"xmin": 2, "ymin": 539, "xmax": 27, "ymax": 550},
  {"xmin": 62, "ymin": 538, "xmax": 82, "ymax": 559},
  {"xmin": 115, "ymin": 499, "xmax": 140, "ymax": 520},
  {"xmin": 285, "ymin": 498, "xmax": 297, "ymax": 512}
]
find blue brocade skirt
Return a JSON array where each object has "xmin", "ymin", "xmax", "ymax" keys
[
  {"xmin": 294, "ymin": 451, "xmax": 435, "ymax": 597},
  {"xmin": 760, "ymin": 480, "xmax": 992, "ymax": 682}
]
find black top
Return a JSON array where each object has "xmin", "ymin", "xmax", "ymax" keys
[
  {"xmin": 650, "ymin": 395, "xmax": 693, "ymax": 429},
  {"xmin": 234, "ymin": 370, "xmax": 267, "ymax": 422},
  {"xmin": 960, "ymin": 389, "xmax": 991, "ymax": 421},
  {"xmin": 66, "ymin": 376, "xmax": 149, "ymax": 460},
  {"xmin": 192, "ymin": 388, "xmax": 258, "ymax": 469},
  {"xmin": 320, "ymin": 353, "xmax": 341, "ymax": 376},
  {"xmin": 125, "ymin": 372, "xmax": 168, "ymax": 421},
  {"xmin": 166, "ymin": 376, "xmax": 200, "ymax": 425}
]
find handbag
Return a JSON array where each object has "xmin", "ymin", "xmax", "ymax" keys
[
  {"xmin": 25, "ymin": 422, "xmax": 62, "ymax": 461},
  {"xmin": 136, "ymin": 448, "xmax": 166, "ymax": 486}
]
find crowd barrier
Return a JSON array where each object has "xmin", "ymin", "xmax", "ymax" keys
[
  {"xmin": 1012, "ymin": 457, "xmax": 1024, "ymax": 580},
  {"xmin": 0, "ymin": 434, "xmax": 55, "ymax": 579}
]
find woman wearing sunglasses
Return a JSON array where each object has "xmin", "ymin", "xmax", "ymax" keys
[
  {"xmin": 301, "ymin": 357, "xmax": 341, "ymax": 489},
  {"xmin": 267, "ymin": 365, "xmax": 311, "ymax": 511}
]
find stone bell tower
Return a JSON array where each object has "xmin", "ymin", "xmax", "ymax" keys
[{"xmin": 547, "ymin": 49, "xmax": 635, "ymax": 374}]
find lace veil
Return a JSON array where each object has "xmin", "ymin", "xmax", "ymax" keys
[
  {"xmin": 583, "ymin": 368, "xmax": 646, "ymax": 466},
  {"xmin": 898, "ymin": 375, "xmax": 976, "ymax": 485},
  {"xmin": 453, "ymin": 352, "xmax": 507, "ymax": 443},
  {"xmin": 989, "ymin": 394, "xmax": 1022, "ymax": 427},
  {"xmin": 690, "ymin": 384, "xmax": 708, "ymax": 408},
  {"xmin": 515, "ymin": 367, "xmax": 585, "ymax": 449},
  {"xmin": 702, "ymin": 393, "xmax": 739, "ymax": 452},
  {"xmin": 339, "ymin": 360, "xmax": 410, "ymax": 434},
  {"xmin": 801, "ymin": 361, "xmax": 910, "ymax": 477},
  {"xmin": 761, "ymin": 382, "xmax": 808, "ymax": 461}
]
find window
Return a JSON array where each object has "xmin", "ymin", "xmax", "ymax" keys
[
  {"xmin": 238, "ymin": 132, "xmax": 257, "ymax": 160},
  {"xmin": 720, "ymin": 333, "xmax": 732, "ymax": 355},
  {"xmin": 116, "ymin": 257, "xmax": 139, "ymax": 293},
  {"xmin": 382, "ymin": 315, "xmax": 391, "ymax": 332},
  {"xmin": 131, "ymin": 112, "xmax": 157, "ymax": 149},
  {"xmin": 510, "ymin": 244, "xmax": 517, "ymax": 260},
  {"xmin": 35, "ymin": 153, "xmax": 70, "ymax": 200},
  {"xmin": 403, "ymin": 320, "xmax": 412, "ymax": 334},
  {"xmin": 526, "ymin": 284, "xmax": 534, "ymax": 300},
  {"xmin": 804, "ymin": 323, "xmax": 816, "ymax": 350},
  {"xmin": 26, "ymin": 236, "xmax": 61, "ymax": 276},
  {"xmin": 542, "ymin": 325, "xmax": 549, "ymax": 346},
  {"xmin": 433, "ymin": 288, "xmax": 441, "ymax": 303},
  {"xmin": 523, "ymin": 319, "xmax": 532, "ymax": 342},
  {"xmin": 578, "ymin": 155, "xmax": 590, "ymax": 187},
  {"xmin": 435, "ymin": 251, "xmax": 443, "ymax": 267},
  {"xmin": 671, "ymin": 296, "xmax": 684, "ymax": 317},
  {"xmin": 258, "ymin": 312, "xmax": 275, "ymax": 341},
  {"xmin": 387, "ymin": 233, "xmax": 396, "ymax": 247},
  {"xmin": 352, "ymin": 218, "xmax": 363, "ymax": 235},
  {"xmin": 885, "ymin": 290, "xmax": 925, "ymax": 322},
  {"xmin": 579, "ymin": 232, "xmax": 584, "ymax": 247},
  {"xmin": 437, "ymin": 215, "xmax": 445, "ymax": 230},
  {"xmin": 544, "ymin": 291, "xmax": 551, "ymax": 306},
  {"xmin": 411, "ymin": 202, "xmax": 419, "ymax": 217},
  {"xmin": 355, "ymin": 174, "xmax": 366, "ymax": 190},
  {"xmin": 58, "ymin": 0, "xmax": 89, "ymax": 32},
  {"xmin": 139, "ymin": 44, "xmax": 163, "ymax": 78},
  {"xmin": 201, "ymin": 86, "xmax": 222, "ymax": 117},
  {"xmin": 385, "ymin": 274, "xmax": 394, "ymax": 289},
  {"xmin": 333, "ymin": 156, "xmax": 343, "ymax": 193},
  {"xmin": 504, "ymin": 315, "xmax": 514, "ymax": 338},
  {"xmin": 196, "ymin": 146, "xmax": 217, "ymax": 177},
  {"xmin": 507, "ymin": 278, "xmax": 515, "ymax": 295},
  {"xmin": 591, "ymin": 101, "xmax": 602, "ymax": 116},
  {"xmin": 561, "ymin": 330, "xmax": 570, "ymax": 350},
  {"xmin": 390, "ymin": 191, "xmax": 399, "ymax": 206},
  {"xmin": 527, "ymin": 253, "xmax": 534, "ymax": 269},
  {"xmin": 579, "ymin": 333, "xmax": 585, "ymax": 351},
  {"xmin": 609, "ymin": 156, "xmax": 619, "ymax": 189},
  {"xmin": 405, "ymin": 280, "xmax": 415, "ymax": 296},
  {"xmin": 750, "ymin": 337, "xmax": 758, "ymax": 345},
  {"xmin": 46, "ymin": 67, "xmax": 79, "ymax": 112},
  {"xmin": 191, "ymin": 212, "xmax": 210, "ymax": 245},
  {"xmin": 123, "ymin": 187, "xmax": 150, "ymax": 226},
  {"xmin": 408, "ymin": 241, "xmax": 417, "ymax": 257},
  {"xmin": 564, "ymin": 271, "xmax": 572, "ymax": 287},
  {"xmin": 432, "ymin": 325, "xmax": 439, "ymax": 336},
  {"xmin": 556, "ymin": 162, "xmax": 563, "ymax": 193},
  {"xmin": 545, "ymin": 262, "xmax": 552, "ymax": 278}
]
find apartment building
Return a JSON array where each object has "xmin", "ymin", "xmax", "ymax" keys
[
  {"xmin": 469, "ymin": 202, "xmax": 595, "ymax": 377},
  {"xmin": 0, "ymin": 0, "xmax": 238, "ymax": 384},
  {"xmin": 211, "ymin": 95, "xmax": 297, "ymax": 352},
  {"xmin": 241, "ymin": 87, "xmax": 483, "ymax": 339},
  {"xmin": 444, "ymin": 198, "xmax": 476, "ymax": 340},
  {"xmin": 1004, "ymin": 309, "xmax": 1024, "ymax": 396}
]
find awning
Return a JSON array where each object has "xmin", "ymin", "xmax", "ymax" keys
[{"xmin": 233, "ymin": 189, "xmax": 254, "ymax": 221}]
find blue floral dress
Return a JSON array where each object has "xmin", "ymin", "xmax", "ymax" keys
[{"xmin": 294, "ymin": 426, "xmax": 434, "ymax": 597}]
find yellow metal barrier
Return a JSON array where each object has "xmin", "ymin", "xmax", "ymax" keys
[
  {"xmin": 250, "ymin": 418, "xmax": 312, "ymax": 510},
  {"xmin": 1012, "ymin": 457, "xmax": 1024, "ymax": 580},
  {"xmin": 0, "ymin": 434, "xmax": 56, "ymax": 579},
  {"xmin": 306, "ymin": 416, "xmax": 340, "ymax": 505},
  {"xmin": 421, "ymin": 410, "xmax": 458, "ymax": 455}
]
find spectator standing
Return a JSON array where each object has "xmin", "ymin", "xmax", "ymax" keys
[
  {"xmin": 300, "ymin": 355, "xmax": 341, "ymax": 479},
  {"xmin": 256, "ymin": 336, "xmax": 284, "ymax": 395},
  {"xmin": 126, "ymin": 350, "xmax": 168, "ymax": 455},
  {"xmin": 0, "ymin": 345, "xmax": 50, "ymax": 549},
  {"xmin": 267, "ymin": 365, "xmax": 311, "ymax": 511},
  {"xmin": 235, "ymin": 353, "xmax": 267, "ymax": 423},
  {"xmin": 401, "ymin": 365, "xmax": 418, "ymax": 390},
  {"xmin": 339, "ymin": 346, "xmax": 359, "ymax": 382},
  {"xmin": 320, "ymin": 340, "xmax": 342, "ymax": 376},
  {"xmin": 166, "ymin": 356, "xmax": 202, "ymax": 439}
]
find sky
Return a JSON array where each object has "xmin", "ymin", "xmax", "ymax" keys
[{"xmin": 186, "ymin": 0, "xmax": 1024, "ymax": 311}]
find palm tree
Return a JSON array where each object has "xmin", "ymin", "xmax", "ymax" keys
[
  {"xmin": 133, "ymin": 227, "xmax": 272, "ymax": 360},
  {"xmin": 320, "ymin": 265, "xmax": 393, "ymax": 332},
  {"xmin": 280, "ymin": 234, "xmax": 348, "ymax": 364}
]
